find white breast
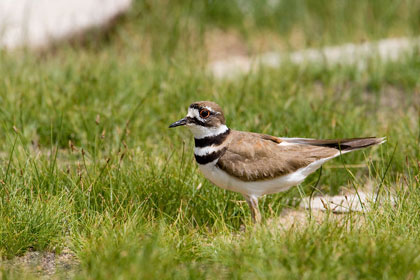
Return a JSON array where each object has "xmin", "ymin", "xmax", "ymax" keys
[{"xmin": 198, "ymin": 154, "xmax": 339, "ymax": 198}]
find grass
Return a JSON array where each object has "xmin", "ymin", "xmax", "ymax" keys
[{"xmin": 1, "ymin": 0, "xmax": 420, "ymax": 278}]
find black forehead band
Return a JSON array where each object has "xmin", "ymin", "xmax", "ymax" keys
[{"xmin": 189, "ymin": 104, "xmax": 202, "ymax": 110}]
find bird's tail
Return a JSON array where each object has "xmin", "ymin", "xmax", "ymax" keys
[{"xmin": 281, "ymin": 137, "xmax": 386, "ymax": 152}]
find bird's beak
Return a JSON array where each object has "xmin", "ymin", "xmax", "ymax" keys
[{"xmin": 169, "ymin": 117, "xmax": 187, "ymax": 128}]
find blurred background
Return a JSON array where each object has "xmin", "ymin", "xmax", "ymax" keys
[
  {"xmin": 2, "ymin": 0, "xmax": 420, "ymax": 57},
  {"xmin": 0, "ymin": 0, "xmax": 420, "ymax": 278}
]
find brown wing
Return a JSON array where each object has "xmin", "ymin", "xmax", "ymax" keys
[{"xmin": 217, "ymin": 131, "xmax": 338, "ymax": 182}]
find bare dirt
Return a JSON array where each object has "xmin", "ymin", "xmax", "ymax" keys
[{"xmin": 2, "ymin": 248, "xmax": 78, "ymax": 279}]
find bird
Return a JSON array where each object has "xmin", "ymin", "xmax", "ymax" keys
[{"xmin": 169, "ymin": 101, "xmax": 385, "ymax": 223}]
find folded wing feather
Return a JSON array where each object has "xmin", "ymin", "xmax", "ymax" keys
[{"xmin": 216, "ymin": 131, "xmax": 384, "ymax": 182}]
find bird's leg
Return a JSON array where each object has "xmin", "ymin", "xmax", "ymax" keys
[
  {"xmin": 251, "ymin": 196, "xmax": 262, "ymax": 223},
  {"xmin": 244, "ymin": 195, "xmax": 261, "ymax": 223}
]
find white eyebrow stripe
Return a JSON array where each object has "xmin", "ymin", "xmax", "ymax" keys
[
  {"xmin": 187, "ymin": 108, "xmax": 204, "ymax": 121},
  {"xmin": 203, "ymin": 106, "xmax": 216, "ymax": 112}
]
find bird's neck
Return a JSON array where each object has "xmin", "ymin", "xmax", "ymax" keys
[{"xmin": 192, "ymin": 126, "xmax": 230, "ymax": 165}]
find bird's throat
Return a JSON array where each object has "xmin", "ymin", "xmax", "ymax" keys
[{"xmin": 192, "ymin": 127, "xmax": 230, "ymax": 165}]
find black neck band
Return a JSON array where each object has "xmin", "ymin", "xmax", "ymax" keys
[
  {"xmin": 194, "ymin": 129, "xmax": 230, "ymax": 148},
  {"xmin": 194, "ymin": 147, "xmax": 227, "ymax": 165}
]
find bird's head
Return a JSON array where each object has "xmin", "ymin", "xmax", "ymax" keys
[{"xmin": 169, "ymin": 101, "xmax": 228, "ymax": 138}]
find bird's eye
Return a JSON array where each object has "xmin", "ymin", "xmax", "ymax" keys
[{"xmin": 200, "ymin": 109, "xmax": 210, "ymax": 119}]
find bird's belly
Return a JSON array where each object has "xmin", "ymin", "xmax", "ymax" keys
[{"xmin": 198, "ymin": 157, "xmax": 329, "ymax": 197}]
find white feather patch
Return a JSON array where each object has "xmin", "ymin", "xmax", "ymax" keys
[
  {"xmin": 278, "ymin": 141, "xmax": 296, "ymax": 146},
  {"xmin": 194, "ymin": 145, "xmax": 223, "ymax": 156},
  {"xmin": 187, "ymin": 108, "xmax": 201, "ymax": 120},
  {"xmin": 188, "ymin": 124, "xmax": 228, "ymax": 139},
  {"xmin": 198, "ymin": 152, "xmax": 342, "ymax": 197}
]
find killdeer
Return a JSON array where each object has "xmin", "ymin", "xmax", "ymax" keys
[{"xmin": 169, "ymin": 101, "xmax": 385, "ymax": 223}]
